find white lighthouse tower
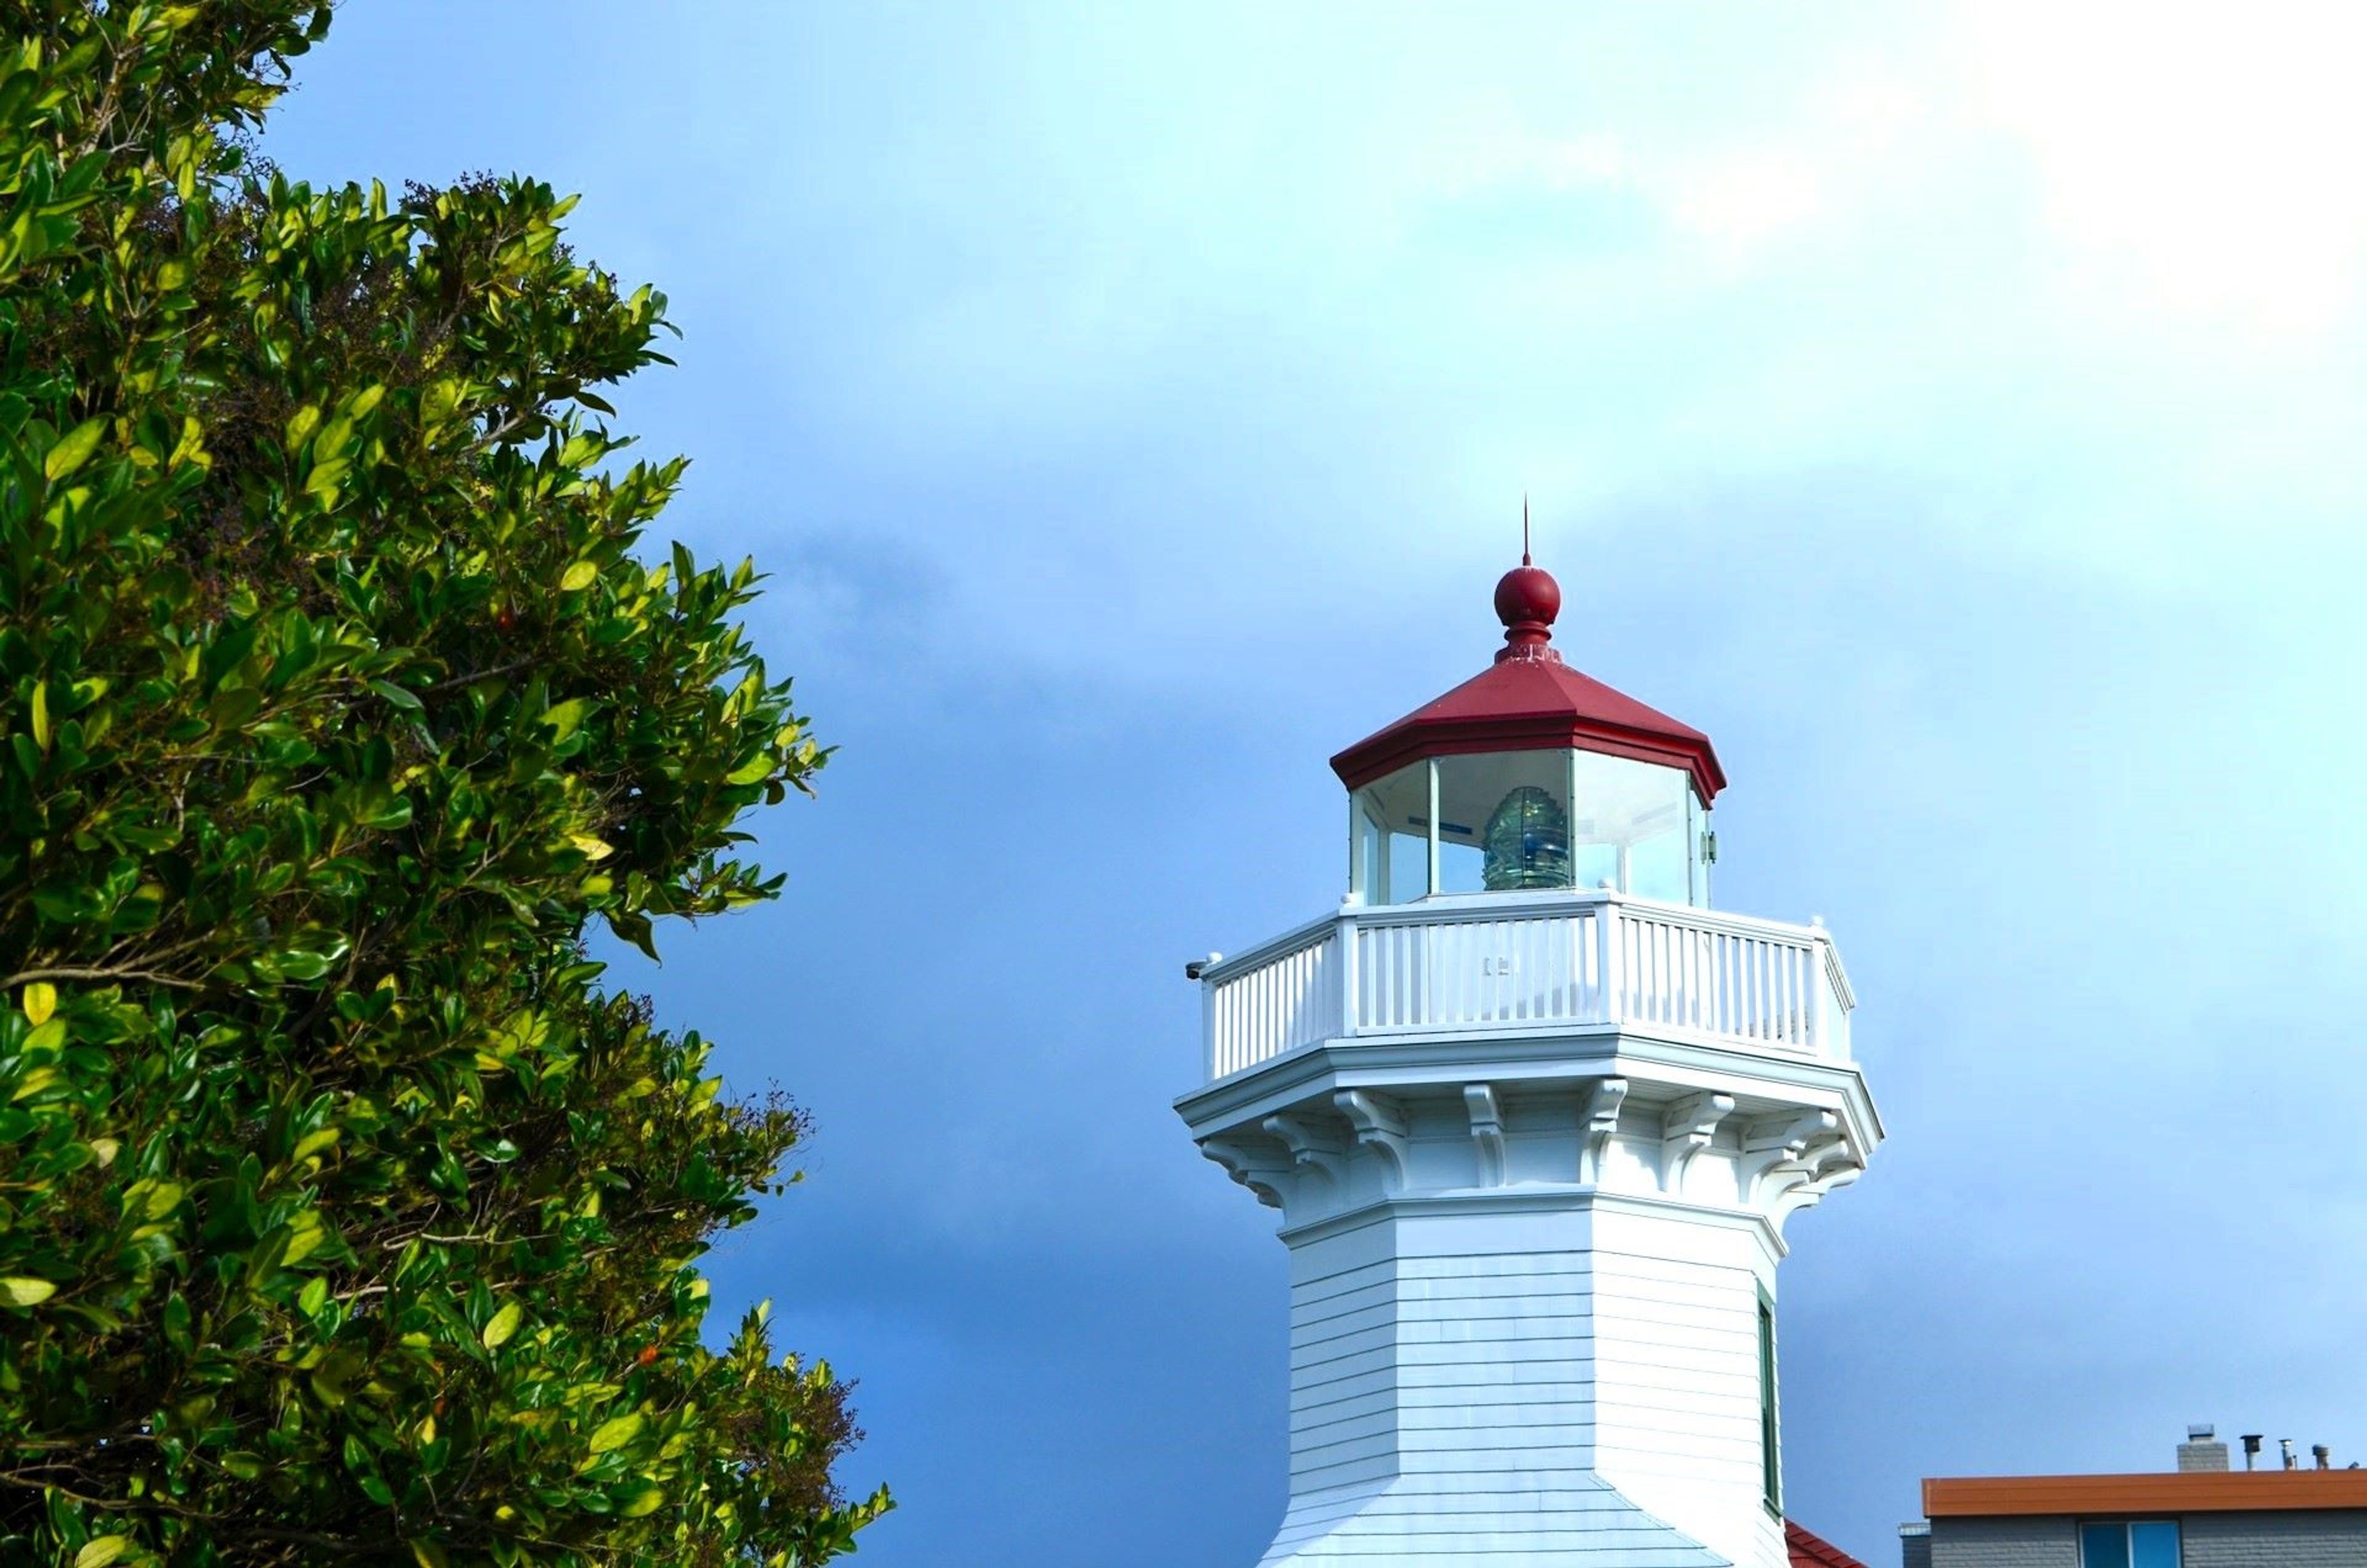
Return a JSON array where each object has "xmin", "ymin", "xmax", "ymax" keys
[{"xmin": 1177, "ymin": 556, "xmax": 1882, "ymax": 1567}]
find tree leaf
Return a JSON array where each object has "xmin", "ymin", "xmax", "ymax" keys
[
  {"xmin": 20, "ymin": 981, "xmax": 54, "ymax": 1025},
  {"xmin": 539, "ymin": 697, "xmax": 592, "ymax": 740},
  {"xmin": 73, "ymin": 1537, "xmax": 128, "ymax": 1568},
  {"xmin": 123, "ymin": 1178, "xmax": 183, "ymax": 1220},
  {"xmin": 0, "ymin": 1278, "xmax": 57, "ymax": 1307},
  {"xmin": 559, "ymin": 560, "xmax": 598, "ymax": 592},
  {"xmin": 44, "ymin": 416, "xmax": 104, "ymax": 480},
  {"xmin": 281, "ymin": 1217, "xmax": 328, "ymax": 1267},
  {"xmin": 587, "ymin": 1411, "xmax": 644, "ymax": 1455},
  {"xmin": 368, "ymin": 679, "xmax": 424, "ymax": 712},
  {"xmin": 481, "ymin": 1301, "xmax": 522, "ymax": 1349},
  {"xmin": 271, "ymin": 949, "xmax": 335, "ymax": 982}
]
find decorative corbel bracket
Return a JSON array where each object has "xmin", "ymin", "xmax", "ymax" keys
[
  {"xmin": 1738, "ymin": 1109, "xmax": 1839, "ymax": 1203},
  {"xmin": 1200, "ymin": 1135, "xmax": 1291, "ymax": 1210},
  {"xmin": 1463, "ymin": 1084, "xmax": 1506, "ymax": 1188},
  {"xmin": 1770, "ymin": 1140, "xmax": 1865, "ymax": 1226},
  {"xmin": 1658, "ymin": 1091, "xmax": 1735, "ymax": 1194},
  {"xmin": 1579, "ymin": 1077, "xmax": 1629, "ymax": 1185},
  {"xmin": 1264, "ymin": 1111, "xmax": 1351, "ymax": 1187},
  {"xmin": 1335, "ymin": 1090, "xmax": 1410, "ymax": 1192},
  {"xmin": 1803, "ymin": 1157, "xmax": 1863, "ymax": 1198}
]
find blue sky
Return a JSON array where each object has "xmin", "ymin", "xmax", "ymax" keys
[{"xmin": 267, "ymin": 5, "xmax": 2367, "ymax": 1561}]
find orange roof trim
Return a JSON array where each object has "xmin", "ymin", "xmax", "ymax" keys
[{"xmin": 1925, "ymin": 1471, "xmax": 2367, "ymax": 1517}]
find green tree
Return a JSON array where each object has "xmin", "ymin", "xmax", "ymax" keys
[{"xmin": 0, "ymin": 5, "xmax": 887, "ymax": 1562}]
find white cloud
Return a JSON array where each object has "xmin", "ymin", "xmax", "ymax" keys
[
  {"xmin": 1666, "ymin": 149, "xmax": 1826, "ymax": 253},
  {"xmin": 1956, "ymin": 0, "xmax": 2367, "ymax": 332},
  {"xmin": 1418, "ymin": 129, "xmax": 1632, "ymax": 197},
  {"xmin": 1405, "ymin": 52, "xmax": 1934, "ymax": 265}
]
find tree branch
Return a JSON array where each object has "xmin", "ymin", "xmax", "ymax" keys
[{"xmin": 1, "ymin": 965, "xmax": 207, "ymax": 991}]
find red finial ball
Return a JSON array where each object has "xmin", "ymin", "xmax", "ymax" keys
[
  {"xmin": 1494, "ymin": 565, "xmax": 1560, "ymax": 627},
  {"xmin": 1493, "ymin": 562, "xmax": 1560, "ymax": 660}
]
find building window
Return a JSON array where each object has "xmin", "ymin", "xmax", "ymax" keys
[
  {"xmin": 2078, "ymin": 1520, "xmax": 2180, "ymax": 1568},
  {"xmin": 1757, "ymin": 1290, "xmax": 1779, "ymax": 1512}
]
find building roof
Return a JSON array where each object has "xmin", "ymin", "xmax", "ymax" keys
[
  {"xmin": 1786, "ymin": 1519, "xmax": 1871, "ymax": 1567},
  {"xmin": 1924, "ymin": 1471, "xmax": 2367, "ymax": 1517},
  {"xmin": 1327, "ymin": 560, "xmax": 1727, "ymax": 802}
]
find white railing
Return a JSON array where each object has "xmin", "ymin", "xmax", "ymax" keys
[
  {"xmin": 1206, "ymin": 922, "xmax": 1341, "ymax": 1079},
  {"xmin": 1201, "ymin": 890, "xmax": 1854, "ymax": 1082}
]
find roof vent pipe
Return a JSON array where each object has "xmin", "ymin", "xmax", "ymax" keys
[
  {"xmin": 2241, "ymin": 1435, "xmax": 2263, "ymax": 1471},
  {"xmin": 2281, "ymin": 1438, "xmax": 2297, "ymax": 1472},
  {"xmin": 2315, "ymin": 1445, "xmax": 2331, "ymax": 1471}
]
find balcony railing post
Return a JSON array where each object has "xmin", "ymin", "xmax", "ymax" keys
[
  {"xmin": 1335, "ymin": 910, "xmax": 1359, "ymax": 1040},
  {"xmin": 1202, "ymin": 976, "xmax": 1219, "ymax": 1080},
  {"xmin": 1809, "ymin": 926, "xmax": 1835, "ymax": 1058},
  {"xmin": 1596, "ymin": 894, "xmax": 1622, "ymax": 1024}
]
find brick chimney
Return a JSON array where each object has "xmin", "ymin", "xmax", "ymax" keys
[{"xmin": 2178, "ymin": 1424, "xmax": 2231, "ymax": 1472}]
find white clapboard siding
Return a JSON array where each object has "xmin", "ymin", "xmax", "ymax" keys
[
  {"xmin": 1263, "ymin": 1207, "xmax": 1791, "ymax": 1565},
  {"xmin": 1286, "ymin": 1244, "xmax": 1399, "ymax": 1490},
  {"xmin": 1590, "ymin": 1218, "xmax": 1788, "ymax": 1568}
]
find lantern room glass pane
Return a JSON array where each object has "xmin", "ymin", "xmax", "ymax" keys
[
  {"xmin": 1688, "ymin": 788, "xmax": 1711, "ymax": 907},
  {"xmin": 1433, "ymin": 751, "xmax": 1574, "ymax": 893},
  {"xmin": 1568, "ymin": 750, "xmax": 1701, "ymax": 904},
  {"xmin": 1354, "ymin": 763, "xmax": 1432, "ymax": 905},
  {"xmin": 1349, "ymin": 750, "xmax": 1709, "ymax": 907},
  {"xmin": 1352, "ymin": 799, "xmax": 1383, "ymax": 902}
]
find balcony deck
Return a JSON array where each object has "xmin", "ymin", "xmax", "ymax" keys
[{"xmin": 1200, "ymin": 889, "xmax": 1853, "ymax": 1082}]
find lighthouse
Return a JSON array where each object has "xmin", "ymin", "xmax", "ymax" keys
[{"xmin": 1177, "ymin": 556, "xmax": 1882, "ymax": 1567}]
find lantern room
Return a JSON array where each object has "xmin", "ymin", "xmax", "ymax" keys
[{"xmin": 1330, "ymin": 556, "xmax": 1726, "ymax": 908}]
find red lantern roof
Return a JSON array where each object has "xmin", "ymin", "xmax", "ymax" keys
[{"xmin": 1328, "ymin": 558, "xmax": 1727, "ymax": 803}]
